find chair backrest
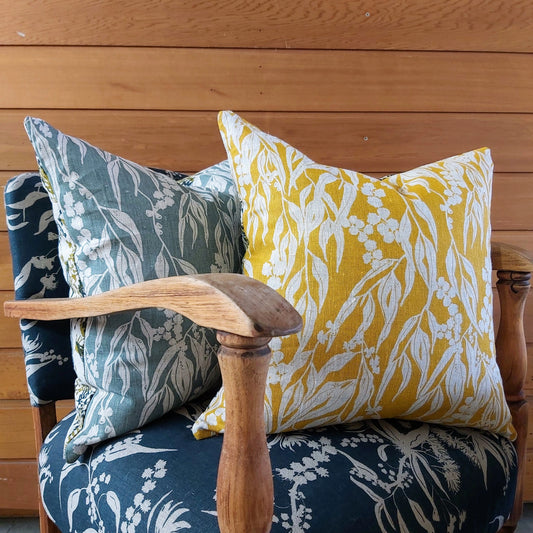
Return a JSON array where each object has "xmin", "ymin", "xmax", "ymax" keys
[
  {"xmin": 5, "ymin": 173, "xmax": 75, "ymax": 405},
  {"xmin": 4, "ymin": 167, "xmax": 196, "ymax": 406}
]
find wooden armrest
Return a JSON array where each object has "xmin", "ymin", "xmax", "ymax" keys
[
  {"xmin": 4, "ymin": 273, "xmax": 302, "ymax": 339},
  {"xmin": 5, "ymin": 273, "xmax": 302, "ymax": 533},
  {"xmin": 491, "ymin": 241, "xmax": 533, "ymax": 272}
]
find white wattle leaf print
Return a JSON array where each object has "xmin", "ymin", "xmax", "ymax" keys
[
  {"xmin": 107, "ymin": 207, "xmax": 143, "ymax": 256},
  {"xmin": 294, "ymin": 291, "xmax": 318, "ymax": 352},
  {"xmin": 123, "ymin": 160, "xmax": 142, "ymax": 195},
  {"xmin": 410, "ymin": 328, "xmax": 431, "ymax": 381},
  {"xmin": 311, "ymin": 253, "xmax": 329, "ymax": 309},
  {"xmin": 36, "ymin": 209, "xmax": 55, "ymax": 235},
  {"xmin": 394, "ymin": 357, "xmax": 413, "ymax": 400},
  {"xmin": 193, "ymin": 113, "xmax": 512, "ymax": 441},
  {"xmin": 105, "ymin": 491, "xmax": 122, "ymax": 531},
  {"xmin": 6, "ymin": 190, "xmax": 49, "ymax": 210},
  {"xmin": 317, "ymin": 351, "xmax": 353, "ymax": 381},
  {"xmin": 414, "ymin": 232, "xmax": 437, "ymax": 289},
  {"xmin": 410, "ymin": 199, "xmax": 439, "ymax": 244},
  {"xmin": 14, "ymin": 261, "xmax": 33, "ymax": 290},
  {"xmin": 107, "ymin": 159, "xmax": 122, "ymax": 209},
  {"xmin": 115, "ymin": 246, "xmax": 133, "ymax": 287},
  {"xmin": 446, "ymin": 356, "xmax": 468, "ymax": 407},
  {"xmin": 155, "ymin": 249, "xmax": 170, "ymax": 279},
  {"xmin": 174, "ymin": 257, "xmax": 199, "ymax": 276},
  {"xmin": 376, "ymin": 271, "xmax": 401, "ymax": 346},
  {"xmin": 67, "ymin": 488, "xmax": 82, "ymax": 531}
]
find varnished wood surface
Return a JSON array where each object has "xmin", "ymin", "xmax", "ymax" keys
[
  {"xmin": 4, "ymin": 274, "xmax": 303, "ymax": 339},
  {"xmin": 2, "ymin": 110, "xmax": 533, "ymax": 173},
  {"xmin": 495, "ymin": 270, "xmax": 530, "ymax": 528},
  {"xmin": 3, "ymin": 47, "xmax": 533, "ymax": 113},
  {"xmin": 0, "ymin": 461, "xmax": 39, "ymax": 513},
  {"xmin": 216, "ymin": 334, "xmax": 274, "ymax": 533},
  {"xmin": 2, "ymin": 0, "xmax": 533, "ymax": 52},
  {"xmin": 0, "ymin": 350, "xmax": 28, "ymax": 400},
  {"xmin": 0, "ymin": 400, "xmax": 72, "ymax": 459},
  {"xmin": 492, "ymin": 242, "xmax": 533, "ymax": 273}
]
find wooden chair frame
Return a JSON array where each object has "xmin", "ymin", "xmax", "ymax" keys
[{"xmin": 5, "ymin": 242, "xmax": 532, "ymax": 533}]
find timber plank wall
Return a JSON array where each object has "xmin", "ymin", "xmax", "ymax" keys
[{"xmin": 1, "ymin": 0, "xmax": 533, "ymax": 513}]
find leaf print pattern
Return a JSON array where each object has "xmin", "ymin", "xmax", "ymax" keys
[
  {"xmin": 193, "ymin": 111, "xmax": 512, "ymax": 440},
  {"xmin": 23, "ymin": 117, "xmax": 243, "ymax": 461},
  {"xmin": 5, "ymin": 172, "xmax": 76, "ymax": 405},
  {"xmin": 39, "ymin": 408, "xmax": 516, "ymax": 532}
]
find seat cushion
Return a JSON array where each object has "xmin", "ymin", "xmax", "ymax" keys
[{"xmin": 40, "ymin": 408, "xmax": 516, "ymax": 532}]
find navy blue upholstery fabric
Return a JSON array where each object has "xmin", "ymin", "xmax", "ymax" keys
[
  {"xmin": 40, "ymin": 406, "xmax": 516, "ymax": 532},
  {"xmin": 5, "ymin": 173, "xmax": 74, "ymax": 404}
]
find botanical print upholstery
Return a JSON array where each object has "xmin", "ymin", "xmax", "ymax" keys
[
  {"xmin": 24, "ymin": 117, "xmax": 243, "ymax": 462},
  {"xmin": 40, "ymin": 407, "xmax": 516, "ymax": 532},
  {"xmin": 194, "ymin": 111, "xmax": 513, "ymax": 439},
  {"xmin": 4, "ymin": 173, "xmax": 75, "ymax": 405}
]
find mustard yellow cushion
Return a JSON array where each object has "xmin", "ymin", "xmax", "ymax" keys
[{"xmin": 193, "ymin": 111, "xmax": 513, "ymax": 439}]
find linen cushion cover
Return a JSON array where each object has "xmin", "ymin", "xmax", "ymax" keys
[
  {"xmin": 193, "ymin": 111, "xmax": 513, "ymax": 439},
  {"xmin": 24, "ymin": 117, "xmax": 242, "ymax": 461}
]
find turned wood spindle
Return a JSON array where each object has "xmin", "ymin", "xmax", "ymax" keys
[{"xmin": 215, "ymin": 332, "xmax": 274, "ymax": 533}]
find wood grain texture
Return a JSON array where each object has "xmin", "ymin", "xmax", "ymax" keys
[
  {"xmin": 2, "ymin": 0, "xmax": 533, "ymax": 52},
  {"xmin": 524, "ymin": 344, "xmax": 533, "ymax": 396},
  {"xmin": 495, "ymin": 269, "xmax": 530, "ymax": 526},
  {"xmin": 216, "ymin": 334, "xmax": 273, "ymax": 533},
  {"xmin": 0, "ymin": 234, "xmax": 13, "ymax": 289},
  {"xmin": 0, "ymin": 460, "xmax": 39, "ymax": 512},
  {"xmin": 2, "ymin": 47, "xmax": 533, "ymax": 113},
  {"xmin": 492, "ymin": 232, "xmax": 533, "ymax": 252},
  {"xmin": 4, "ymin": 274, "xmax": 303, "ymax": 339},
  {"xmin": 492, "ymin": 242, "xmax": 533, "ymax": 272},
  {"xmin": 0, "ymin": 400, "xmax": 73, "ymax": 460},
  {"xmin": 3, "ymin": 110, "xmax": 533, "ymax": 174},
  {"xmin": 0, "ymin": 400, "xmax": 35, "ymax": 459},
  {"xmin": 0, "ymin": 292, "xmax": 23, "ymax": 348},
  {"xmin": 494, "ymin": 289, "xmax": 533, "ymax": 344},
  {"xmin": 492, "ymin": 175, "xmax": 533, "ymax": 231},
  {"xmin": 526, "ymin": 407, "xmax": 533, "ymax": 500},
  {"xmin": 0, "ymin": 349, "xmax": 28, "ymax": 399}
]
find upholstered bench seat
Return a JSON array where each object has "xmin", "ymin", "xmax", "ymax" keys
[{"xmin": 40, "ymin": 403, "xmax": 516, "ymax": 533}]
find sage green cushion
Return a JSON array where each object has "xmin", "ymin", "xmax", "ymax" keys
[{"xmin": 24, "ymin": 117, "xmax": 242, "ymax": 461}]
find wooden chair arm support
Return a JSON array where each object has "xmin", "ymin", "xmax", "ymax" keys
[
  {"xmin": 4, "ymin": 272, "xmax": 302, "ymax": 338},
  {"xmin": 492, "ymin": 242, "xmax": 532, "ymax": 532},
  {"xmin": 491, "ymin": 241, "xmax": 533, "ymax": 272},
  {"xmin": 5, "ymin": 273, "xmax": 302, "ymax": 533}
]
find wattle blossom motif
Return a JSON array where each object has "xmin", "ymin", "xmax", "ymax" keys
[{"xmin": 194, "ymin": 111, "xmax": 513, "ymax": 442}]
